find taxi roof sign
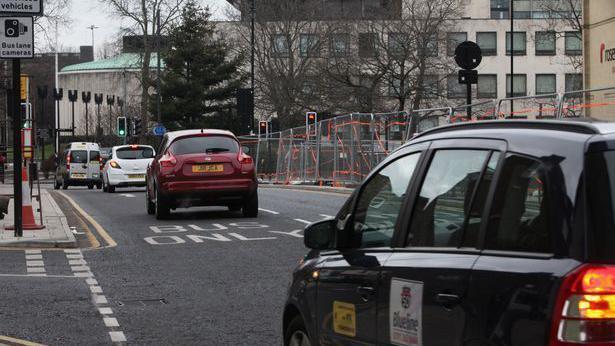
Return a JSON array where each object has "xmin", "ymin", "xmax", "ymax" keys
[{"xmin": 0, "ymin": 0, "xmax": 43, "ymax": 16}]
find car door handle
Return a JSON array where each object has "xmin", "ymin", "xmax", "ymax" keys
[
  {"xmin": 436, "ymin": 293, "xmax": 461, "ymax": 307},
  {"xmin": 356, "ymin": 286, "xmax": 376, "ymax": 301}
]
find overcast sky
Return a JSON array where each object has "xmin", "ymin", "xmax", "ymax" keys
[{"xmin": 58, "ymin": 0, "xmax": 234, "ymax": 53}]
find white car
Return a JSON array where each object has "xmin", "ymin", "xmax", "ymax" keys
[{"xmin": 102, "ymin": 145, "xmax": 155, "ymax": 193}]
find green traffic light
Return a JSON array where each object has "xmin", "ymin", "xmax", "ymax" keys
[{"xmin": 119, "ymin": 130, "xmax": 125, "ymax": 135}]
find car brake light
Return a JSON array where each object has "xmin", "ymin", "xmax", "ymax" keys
[
  {"xmin": 99, "ymin": 157, "xmax": 104, "ymax": 170},
  {"xmin": 66, "ymin": 155, "xmax": 71, "ymax": 170},
  {"xmin": 551, "ymin": 264, "xmax": 615, "ymax": 345},
  {"xmin": 159, "ymin": 153, "xmax": 177, "ymax": 175},
  {"xmin": 130, "ymin": 145, "xmax": 138, "ymax": 150},
  {"xmin": 109, "ymin": 161, "xmax": 122, "ymax": 169},
  {"xmin": 238, "ymin": 154, "xmax": 253, "ymax": 165}
]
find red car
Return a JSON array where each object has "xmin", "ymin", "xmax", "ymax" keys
[{"xmin": 145, "ymin": 129, "xmax": 258, "ymax": 219}]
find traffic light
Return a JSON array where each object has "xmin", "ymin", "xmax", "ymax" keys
[
  {"xmin": 117, "ymin": 117, "xmax": 127, "ymax": 137},
  {"xmin": 133, "ymin": 118, "xmax": 142, "ymax": 136},
  {"xmin": 259, "ymin": 121, "xmax": 268, "ymax": 136},
  {"xmin": 306, "ymin": 111, "xmax": 317, "ymax": 124}
]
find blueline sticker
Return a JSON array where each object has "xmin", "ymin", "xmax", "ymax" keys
[
  {"xmin": 390, "ymin": 278, "xmax": 423, "ymax": 346},
  {"xmin": 333, "ymin": 301, "xmax": 356, "ymax": 337}
]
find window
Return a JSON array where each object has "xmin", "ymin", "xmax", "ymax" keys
[
  {"xmin": 302, "ymin": 79, "xmax": 317, "ymax": 96},
  {"xmin": 536, "ymin": 74, "xmax": 556, "ymax": 95},
  {"xmin": 491, "ymin": 0, "xmax": 509, "ymax": 19},
  {"xmin": 170, "ymin": 136, "xmax": 239, "ymax": 155},
  {"xmin": 330, "ymin": 33, "xmax": 349, "ymax": 57},
  {"xmin": 447, "ymin": 32, "xmax": 467, "ymax": 56},
  {"xmin": 408, "ymin": 150, "xmax": 491, "ymax": 248},
  {"xmin": 447, "ymin": 75, "xmax": 465, "ymax": 99},
  {"xmin": 353, "ymin": 153, "xmax": 421, "ymax": 248},
  {"xmin": 506, "ymin": 74, "xmax": 527, "ymax": 97},
  {"xmin": 299, "ymin": 34, "xmax": 319, "ymax": 57},
  {"xmin": 535, "ymin": 31, "xmax": 556, "ymax": 56},
  {"xmin": 115, "ymin": 147, "xmax": 154, "ymax": 160},
  {"xmin": 421, "ymin": 33, "xmax": 438, "ymax": 57},
  {"xmin": 484, "ymin": 155, "xmax": 551, "ymax": 253},
  {"xmin": 388, "ymin": 33, "xmax": 406, "ymax": 57},
  {"xmin": 358, "ymin": 33, "xmax": 376, "ymax": 58},
  {"xmin": 506, "ymin": 32, "xmax": 526, "ymax": 56},
  {"xmin": 273, "ymin": 34, "xmax": 289, "ymax": 57},
  {"xmin": 422, "ymin": 75, "xmax": 440, "ymax": 99},
  {"xmin": 565, "ymin": 73, "xmax": 583, "ymax": 92},
  {"xmin": 565, "ymin": 31, "xmax": 582, "ymax": 56},
  {"xmin": 477, "ymin": 74, "xmax": 497, "ymax": 99},
  {"xmin": 477, "ymin": 32, "xmax": 497, "ymax": 56},
  {"xmin": 70, "ymin": 150, "xmax": 88, "ymax": 164}
]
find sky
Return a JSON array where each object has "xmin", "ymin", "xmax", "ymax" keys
[{"xmin": 57, "ymin": 0, "xmax": 234, "ymax": 53}]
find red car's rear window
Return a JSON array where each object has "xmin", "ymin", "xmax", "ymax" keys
[{"xmin": 170, "ymin": 136, "xmax": 239, "ymax": 155}]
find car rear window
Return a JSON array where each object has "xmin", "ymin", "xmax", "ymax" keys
[
  {"xmin": 116, "ymin": 147, "xmax": 154, "ymax": 160},
  {"xmin": 586, "ymin": 151, "xmax": 615, "ymax": 261},
  {"xmin": 70, "ymin": 150, "xmax": 88, "ymax": 164},
  {"xmin": 170, "ymin": 136, "xmax": 239, "ymax": 155},
  {"xmin": 90, "ymin": 151, "xmax": 100, "ymax": 162}
]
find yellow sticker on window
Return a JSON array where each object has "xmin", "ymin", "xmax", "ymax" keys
[{"xmin": 333, "ymin": 301, "xmax": 356, "ymax": 337}]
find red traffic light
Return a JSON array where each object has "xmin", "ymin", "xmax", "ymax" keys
[
  {"xmin": 259, "ymin": 121, "xmax": 268, "ymax": 129},
  {"xmin": 306, "ymin": 112, "xmax": 317, "ymax": 121}
]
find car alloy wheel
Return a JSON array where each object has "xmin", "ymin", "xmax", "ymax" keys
[{"xmin": 288, "ymin": 331, "xmax": 310, "ymax": 346}]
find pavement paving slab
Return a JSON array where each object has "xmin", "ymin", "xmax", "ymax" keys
[{"xmin": 0, "ymin": 185, "xmax": 77, "ymax": 248}]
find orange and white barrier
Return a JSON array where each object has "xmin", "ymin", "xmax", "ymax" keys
[{"xmin": 6, "ymin": 166, "xmax": 45, "ymax": 231}]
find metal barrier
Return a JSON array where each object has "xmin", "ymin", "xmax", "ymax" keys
[{"xmin": 242, "ymin": 86, "xmax": 615, "ymax": 186}]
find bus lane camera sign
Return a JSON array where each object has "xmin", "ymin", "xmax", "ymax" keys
[
  {"xmin": 0, "ymin": 17, "xmax": 33, "ymax": 58},
  {"xmin": 390, "ymin": 278, "xmax": 423, "ymax": 346}
]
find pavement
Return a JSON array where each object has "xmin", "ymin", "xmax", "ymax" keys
[
  {"xmin": 0, "ymin": 184, "xmax": 77, "ymax": 248},
  {"xmin": 0, "ymin": 184, "xmax": 349, "ymax": 345}
]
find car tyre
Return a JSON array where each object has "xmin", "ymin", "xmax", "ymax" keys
[
  {"xmin": 96, "ymin": 182, "xmax": 102, "ymax": 190},
  {"xmin": 54, "ymin": 178, "xmax": 61, "ymax": 190},
  {"xmin": 155, "ymin": 187, "xmax": 170, "ymax": 220},
  {"xmin": 228, "ymin": 204, "xmax": 241, "ymax": 212},
  {"xmin": 284, "ymin": 315, "xmax": 311, "ymax": 346},
  {"xmin": 62, "ymin": 179, "xmax": 69, "ymax": 190},
  {"xmin": 242, "ymin": 192, "xmax": 258, "ymax": 218},
  {"xmin": 88, "ymin": 184, "xmax": 94, "ymax": 190},
  {"xmin": 146, "ymin": 187, "xmax": 155, "ymax": 215},
  {"xmin": 108, "ymin": 185, "xmax": 115, "ymax": 193}
]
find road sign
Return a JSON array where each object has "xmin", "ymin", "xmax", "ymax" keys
[
  {"xmin": 0, "ymin": 17, "xmax": 33, "ymax": 59},
  {"xmin": 454, "ymin": 41, "xmax": 482, "ymax": 70},
  {"xmin": 153, "ymin": 124, "xmax": 166, "ymax": 136},
  {"xmin": 0, "ymin": 0, "xmax": 43, "ymax": 15}
]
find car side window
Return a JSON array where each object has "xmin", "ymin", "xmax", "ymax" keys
[
  {"xmin": 408, "ymin": 150, "xmax": 490, "ymax": 248},
  {"xmin": 484, "ymin": 155, "xmax": 551, "ymax": 253},
  {"xmin": 352, "ymin": 153, "xmax": 421, "ymax": 248}
]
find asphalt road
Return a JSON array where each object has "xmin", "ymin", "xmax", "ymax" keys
[{"xmin": 0, "ymin": 186, "xmax": 349, "ymax": 345}]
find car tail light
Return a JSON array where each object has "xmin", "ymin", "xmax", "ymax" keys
[
  {"xmin": 109, "ymin": 160, "xmax": 121, "ymax": 169},
  {"xmin": 99, "ymin": 157, "xmax": 104, "ymax": 170},
  {"xmin": 66, "ymin": 155, "xmax": 71, "ymax": 170},
  {"xmin": 238, "ymin": 154, "xmax": 253, "ymax": 172},
  {"xmin": 551, "ymin": 264, "xmax": 615, "ymax": 345},
  {"xmin": 159, "ymin": 153, "xmax": 177, "ymax": 174}
]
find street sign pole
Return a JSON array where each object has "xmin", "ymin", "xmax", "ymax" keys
[{"xmin": 12, "ymin": 59, "xmax": 22, "ymax": 237}]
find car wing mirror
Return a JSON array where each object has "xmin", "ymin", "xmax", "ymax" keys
[{"xmin": 304, "ymin": 218, "xmax": 336, "ymax": 250}]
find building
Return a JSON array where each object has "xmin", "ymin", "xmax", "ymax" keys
[
  {"xmin": 224, "ymin": 0, "xmax": 583, "ymax": 121},
  {"xmin": 583, "ymin": 0, "xmax": 615, "ymax": 90}
]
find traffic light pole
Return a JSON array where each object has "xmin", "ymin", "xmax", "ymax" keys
[{"xmin": 12, "ymin": 59, "xmax": 23, "ymax": 237}]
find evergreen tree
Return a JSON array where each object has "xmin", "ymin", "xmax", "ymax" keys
[{"xmin": 157, "ymin": 1, "xmax": 245, "ymax": 130}]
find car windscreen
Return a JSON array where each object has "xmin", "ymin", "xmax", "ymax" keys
[
  {"xmin": 170, "ymin": 136, "xmax": 239, "ymax": 155},
  {"xmin": 587, "ymin": 150, "xmax": 615, "ymax": 262},
  {"xmin": 70, "ymin": 150, "xmax": 88, "ymax": 164},
  {"xmin": 116, "ymin": 147, "xmax": 154, "ymax": 160}
]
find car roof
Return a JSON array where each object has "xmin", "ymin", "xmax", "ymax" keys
[{"xmin": 164, "ymin": 129, "xmax": 237, "ymax": 142}]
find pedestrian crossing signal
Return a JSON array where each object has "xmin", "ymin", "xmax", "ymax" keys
[{"xmin": 117, "ymin": 117, "xmax": 127, "ymax": 137}]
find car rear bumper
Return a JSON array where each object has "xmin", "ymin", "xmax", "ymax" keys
[
  {"xmin": 160, "ymin": 178, "xmax": 257, "ymax": 206},
  {"xmin": 108, "ymin": 171, "xmax": 146, "ymax": 186}
]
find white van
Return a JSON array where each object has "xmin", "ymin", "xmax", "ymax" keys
[{"xmin": 54, "ymin": 142, "xmax": 103, "ymax": 190}]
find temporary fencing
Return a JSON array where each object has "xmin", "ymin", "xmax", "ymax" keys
[{"xmin": 242, "ymin": 86, "xmax": 615, "ymax": 186}]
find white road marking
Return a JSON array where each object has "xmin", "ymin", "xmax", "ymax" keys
[
  {"xmin": 109, "ymin": 331, "xmax": 127, "ymax": 343},
  {"xmin": 228, "ymin": 233, "xmax": 277, "ymax": 241},
  {"xmin": 26, "ymin": 260, "xmax": 44, "ymax": 267},
  {"xmin": 103, "ymin": 317, "xmax": 119, "ymax": 328},
  {"xmin": 64, "ymin": 249, "xmax": 82, "ymax": 254},
  {"xmin": 144, "ymin": 236, "xmax": 186, "ymax": 245},
  {"xmin": 258, "ymin": 208, "xmax": 280, "ymax": 215},
  {"xmin": 90, "ymin": 286, "xmax": 103, "ymax": 294},
  {"xmin": 294, "ymin": 218, "xmax": 313, "ymax": 225},
  {"xmin": 28, "ymin": 273, "xmax": 47, "ymax": 277},
  {"xmin": 98, "ymin": 307, "xmax": 113, "ymax": 315},
  {"xmin": 93, "ymin": 294, "xmax": 108, "ymax": 305},
  {"xmin": 74, "ymin": 272, "xmax": 94, "ymax": 277},
  {"xmin": 26, "ymin": 267, "xmax": 45, "ymax": 273},
  {"xmin": 186, "ymin": 234, "xmax": 231, "ymax": 243},
  {"xmin": 269, "ymin": 230, "xmax": 304, "ymax": 238},
  {"xmin": 25, "ymin": 254, "xmax": 42, "ymax": 260},
  {"xmin": 0, "ymin": 274, "xmax": 78, "ymax": 278},
  {"xmin": 69, "ymin": 259, "xmax": 87, "ymax": 266},
  {"xmin": 120, "ymin": 194, "xmax": 136, "ymax": 198},
  {"xmin": 86, "ymin": 278, "xmax": 98, "ymax": 285},
  {"xmin": 71, "ymin": 266, "xmax": 91, "ymax": 272},
  {"xmin": 66, "ymin": 254, "xmax": 83, "ymax": 259},
  {"xmin": 25, "ymin": 250, "xmax": 41, "ymax": 254}
]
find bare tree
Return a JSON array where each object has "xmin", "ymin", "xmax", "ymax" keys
[
  {"xmin": 34, "ymin": 0, "xmax": 72, "ymax": 52},
  {"xmin": 535, "ymin": 0, "xmax": 583, "ymax": 70},
  {"xmin": 99, "ymin": 0, "xmax": 186, "ymax": 138}
]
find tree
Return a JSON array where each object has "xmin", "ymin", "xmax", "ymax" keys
[
  {"xmin": 157, "ymin": 1, "xmax": 245, "ymax": 130},
  {"xmin": 34, "ymin": 0, "xmax": 72, "ymax": 51},
  {"xmin": 535, "ymin": 0, "xmax": 583, "ymax": 71},
  {"xmin": 100, "ymin": 0, "xmax": 186, "ymax": 138}
]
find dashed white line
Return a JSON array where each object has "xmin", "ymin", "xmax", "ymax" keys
[
  {"xmin": 63, "ymin": 249, "xmax": 81, "ymax": 254},
  {"xmin": 98, "ymin": 307, "xmax": 113, "ymax": 315},
  {"xmin": 71, "ymin": 265, "xmax": 91, "ymax": 272},
  {"xmin": 26, "ymin": 267, "xmax": 45, "ymax": 273},
  {"xmin": 90, "ymin": 286, "xmax": 103, "ymax": 294},
  {"xmin": 74, "ymin": 271, "xmax": 94, "ymax": 277},
  {"xmin": 109, "ymin": 331, "xmax": 127, "ymax": 343},
  {"xmin": 103, "ymin": 317, "xmax": 120, "ymax": 328},
  {"xmin": 69, "ymin": 259, "xmax": 87, "ymax": 266},
  {"xmin": 66, "ymin": 254, "xmax": 83, "ymax": 259},
  {"xmin": 25, "ymin": 254, "xmax": 42, "ymax": 260},
  {"xmin": 93, "ymin": 294, "xmax": 108, "ymax": 305},
  {"xmin": 86, "ymin": 278, "xmax": 98, "ymax": 286},
  {"xmin": 259, "ymin": 208, "xmax": 280, "ymax": 215},
  {"xmin": 120, "ymin": 194, "xmax": 136, "ymax": 198},
  {"xmin": 293, "ymin": 218, "xmax": 313, "ymax": 225},
  {"xmin": 25, "ymin": 250, "xmax": 41, "ymax": 254},
  {"xmin": 26, "ymin": 260, "xmax": 44, "ymax": 267}
]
